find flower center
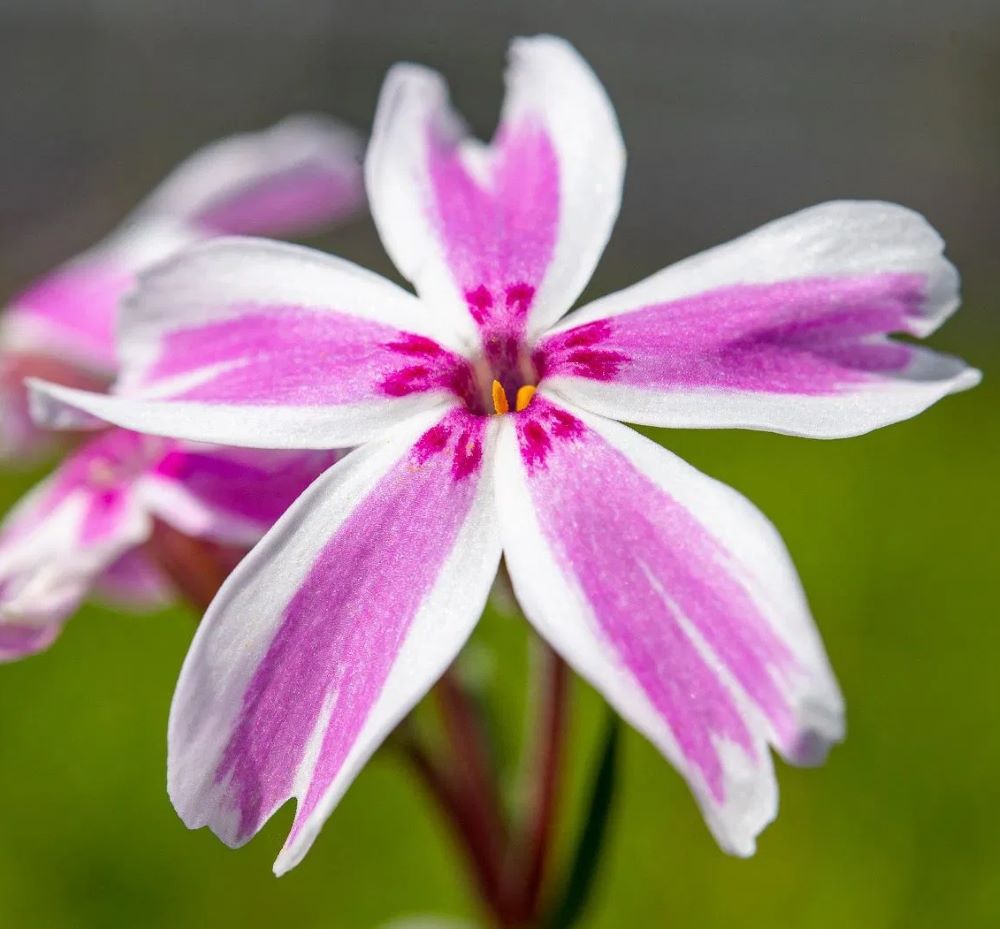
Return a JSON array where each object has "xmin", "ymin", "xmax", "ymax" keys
[
  {"xmin": 491, "ymin": 380, "xmax": 537, "ymax": 415},
  {"xmin": 456, "ymin": 324, "xmax": 540, "ymax": 416},
  {"xmin": 81, "ymin": 433, "xmax": 171, "ymax": 489}
]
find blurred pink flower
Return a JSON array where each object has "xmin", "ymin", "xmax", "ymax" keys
[
  {"xmin": 1, "ymin": 115, "xmax": 364, "ymax": 462},
  {"xmin": 0, "ymin": 427, "xmax": 336, "ymax": 661}
]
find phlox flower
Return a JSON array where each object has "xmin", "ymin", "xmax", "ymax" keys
[
  {"xmin": 0, "ymin": 427, "xmax": 336, "ymax": 660},
  {"xmin": 33, "ymin": 36, "xmax": 979, "ymax": 873},
  {"xmin": 0, "ymin": 116, "xmax": 363, "ymax": 461}
]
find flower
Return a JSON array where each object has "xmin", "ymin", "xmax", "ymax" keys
[
  {"xmin": 32, "ymin": 35, "xmax": 979, "ymax": 874},
  {"xmin": 0, "ymin": 427, "xmax": 336, "ymax": 661},
  {"xmin": 0, "ymin": 115, "xmax": 364, "ymax": 462}
]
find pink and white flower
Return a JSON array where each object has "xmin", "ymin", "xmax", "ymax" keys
[
  {"xmin": 32, "ymin": 36, "xmax": 979, "ymax": 872},
  {"xmin": 1, "ymin": 115, "xmax": 364, "ymax": 461},
  {"xmin": 0, "ymin": 427, "xmax": 335, "ymax": 661}
]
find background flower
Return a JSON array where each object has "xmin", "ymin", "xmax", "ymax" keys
[
  {"xmin": 0, "ymin": 429, "xmax": 337, "ymax": 660},
  {"xmin": 0, "ymin": 115, "xmax": 363, "ymax": 462}
]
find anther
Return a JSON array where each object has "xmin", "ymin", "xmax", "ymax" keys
[
  {"xmin": 515, "ymin": 385, "xmax": 537, "ymax": 412},
  {"xmin": 491, "ymin": 380, "xmax": 510, "ymax": 415}
]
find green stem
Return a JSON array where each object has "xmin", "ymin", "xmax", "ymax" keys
[{"xmin": 546, "ymin": 716, "xmax": 621, "ymax": 929}]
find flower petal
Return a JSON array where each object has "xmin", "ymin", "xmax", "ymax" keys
[
  {"xmin": 367, "ymin": 35, "xmax": 624, "ymax": 350},
  {"xmin": 2, "ymin": 257, "xmax": 137, "ymax": 372},
  {"xmin": 137, "ymin": 115, "xmax": 364, "ymax": 237},
  {"xmin": 138, "ymin": 445, "xmax": 338, "ymax": 546},
  {"xmin": 168, "ymin": 408, "xmax": 501, "ymax": 874},
  {"xmin": 0, "ymin": 620, "xmax": 62, "ymax": 663},
  {"xmin": 496, "ymin": 396, "xmax": 844, "ymax": 854},
  {"xmin": 2, "ymin": 116, "xmax": 364, "ymax": 457},
  {"xmin": 540, "ymin": 202, "xmax": 980, "ymax": 438},
  {"xmin": 0, "ymin": 436, "xmax": 152, "ymax": 650},
  {"xmin": 30, "ymin": 238, "xmax": 476, "ymax": 449},
  {"xmin": 0, "ymin": 349, "xmax": 114, "ymax": 461},
  {"xmin": 94, "ymin": 549, "xmax": 172, "ymax": 610}
]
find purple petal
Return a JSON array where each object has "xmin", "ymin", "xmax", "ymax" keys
[
  {"xmin": 31, "ymin": 239, "xmax": 474, "ymax": 449},
  {"xmin": 541, "ymin": 202, "xmax": 979, "ymax": 438},
  {"xmin": 367, "ymin": 36, "xmax": 624, "ymax": 348},
  {"xmin": 496, "ymin": 396, "xmax": 843, "ymax": 855},
  {"xmin": 0, "ymin": 617, "xmax": 62, "ymax": 662},
  {"xmin": 94, "ymin": 549, "xmax": 172, "ymax": 609},
  {"xmin": 0, "ymin": 430, "xmax": 157, "ymax": 638},
  {"xmin": 142, "ymin": 445, "xmax": 339, "ymax": 545},
  {"xmin": 168, "ymin": 407, "xmax": 502, "ymax": 874}
]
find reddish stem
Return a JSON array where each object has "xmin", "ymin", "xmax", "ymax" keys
[
  {"xmin": 145, "ymin": 519, "xmax": 244, "ymax": 612},
  {"xmin": 434, "ymin": 670, "xmax": 509, "ymax": 886},
  {"xmin": 507, "ymin": 643, "xmax": 570, "ymax": 922},
  {"xmin": 395, "ymin": 729, "xmax": 510, "ymax": 924}
]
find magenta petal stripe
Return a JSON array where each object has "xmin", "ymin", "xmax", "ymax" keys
[
  {"xmin": 0, "ymin": 478, "xmax": 148, "ymax": 634},
  {"xmin": 168, "ymin": 408, "xmax": 502, "ymax": 874},
  {"xmin": 192, "ymin": 161, "xmax": 360, "ymax": 238},
  {"xmin": 94, "ymin": 550, "xmax": 171, "ymax": 609},
  {"xmin": 139, "ymin": 115, "xmax": 364, "ymax": 237},
  {"xmin": 148, "ymin": 446, "xmax": 336, "ymax": 541},
  {"xmin": 496, "ymin": 397, "xmax": 843, "ymax": 854},
  {"xmin": 426, "ymin": 118, "xmax": 559, "ymax": 347},
  {"xmin": 0, "ymin": 619, "xmax": 62, "ymax": 662},
  {"xmin": 539, "ymin": 274, "xmax": 930, "ymax": 395},
  {"xmin": 137, "ymin": 305, "xmax": 473, "ymax": 407}
]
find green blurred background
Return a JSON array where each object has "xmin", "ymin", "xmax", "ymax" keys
[{"xmin": 1, "ymin": 2, "xmax": 998, "ymax": 927}]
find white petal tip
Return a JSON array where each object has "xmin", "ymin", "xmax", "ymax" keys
[
  {"xmin": 272, "ymin": 842, "xmax": 306, "ymax": 878},
  {"xmin": 954, "ymin": 366, "xmax": 983, "ymax": 393}
]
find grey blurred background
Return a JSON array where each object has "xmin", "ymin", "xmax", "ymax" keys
[{"xmin": 2, "ymin": 0, "xmax": 998, "ymax": 319}]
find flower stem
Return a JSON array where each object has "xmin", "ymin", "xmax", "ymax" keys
[
  {"xmin": 434, "ymin": 670, "xmax": 509, "ymax": 899},
  {"xmin": 394, "ymin": 723, "xmax": 508, "ymax": 919},
  {"xmin": 505, "ymin": 642, "xmax": 570, "ymax": 924},
  {"xmin": 145, "ymin": 519, "xmax": 243, "ymax": 613}
]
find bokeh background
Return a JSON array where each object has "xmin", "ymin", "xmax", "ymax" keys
[{"xmin": 1, "ymin": 1, "xmax": 998, "ymax": 927}]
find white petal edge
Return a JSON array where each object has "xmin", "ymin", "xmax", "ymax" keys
[{"xmin": 545, "ymin": 354, "xmax": 982, "ymax": 439}]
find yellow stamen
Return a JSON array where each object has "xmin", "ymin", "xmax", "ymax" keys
[
  {"xmin": 491, "ymin": 379, "xmax": 510, "ymax": 415},
  {"xmin": 515, "ymin": 384, "xmax": 537, "ymax": 412}
]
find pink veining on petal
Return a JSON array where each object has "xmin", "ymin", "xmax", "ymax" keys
[
  {"xmin": 9, "ymin": 261, "xmax": 134, "ymax": 368},
  {"xmin": 516, "ymin": 399, "xmax": 800, "ymax": 799},
  {"xmin": 538, "ymin": 273, "xmax": 927, "ymax": 395},
  {"xmin": 426, "ymin": 117, "xmax": 559, "ymax": 348},
  {"xmin": 193, "ymin": 164, "xmax": 361, "ymax": 238},
  {"xmin": 141, "ymin": 306, "xmax": 475, "ymax": 407},
  {"xmin": 214, "ymin": 410, "xmax": 487, "ymax": 842}
]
